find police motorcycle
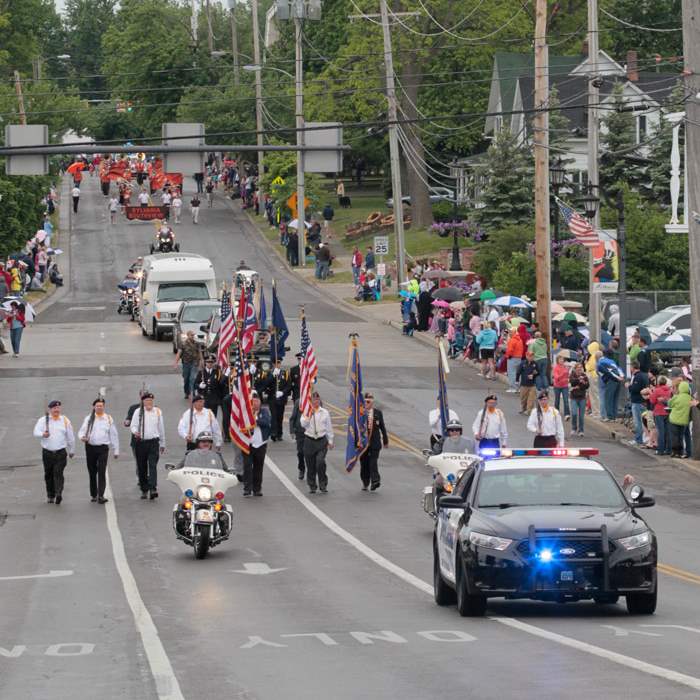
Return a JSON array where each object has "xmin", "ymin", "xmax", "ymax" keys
[
  {"xmin": 165, "ymin": 432, "xmax": 235, "ymax": 559},
  {"xmin": 150, "ymin": 222, "xmax": 180, "ymax": 254},
  {"xmin": 422, "ymin": 450, "xmax": 480, "ymax": 520},
  {"xmin": 117, "ymin": 279, "xmax": 140, "ymax": 321}
]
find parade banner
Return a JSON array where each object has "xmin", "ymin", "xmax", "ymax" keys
[
  {"xmin": 592, "ymin": 228, "xmax": 619, "ymax": 293},
  {"xmin": 124, "ymin": 205, "xmax": 168, "ymax": 221}
]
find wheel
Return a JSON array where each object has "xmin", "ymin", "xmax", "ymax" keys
[
  {"xmin": 593, "ymin": 594, "xmax": 619, "ymax": 605},
  {"xmin": 175, "ymin": 243, "xmax": 180, "ymax": 252},
  {"xmin": 626, "ymin": 587, "xmax": 657, "ymax": 615},
  {"xmin": 193, "ymin": 524, "xmax": 210, "ymax": 559},
  {"xmin": 455, "ymin": 555, "xmax": 486, "ymax": 617},
  {"xmin": 152, "ymin": 321, "xmax": 162, "ymax": 341},
  {"xmin": 434, "ymin": 541, "xmax": 456, "ymax": 606},
  {"xmin": 172, "ymin": 340, "xmax": 178, "ymax": 354}
]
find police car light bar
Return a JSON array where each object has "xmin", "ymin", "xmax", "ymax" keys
[{"xmin": 479, "ymin": 448, "xmax": 599, "ymax": 458}]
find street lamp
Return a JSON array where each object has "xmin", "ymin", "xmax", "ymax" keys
[{"xmin": 549, "ymin": 157, "xmax": 567, "ymax": 298}]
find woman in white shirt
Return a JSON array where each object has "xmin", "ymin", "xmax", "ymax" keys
[{"xmin": 527, "ymin": 391, "xmax": 565, "ymax": 447}]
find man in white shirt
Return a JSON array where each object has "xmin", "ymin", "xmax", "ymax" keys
[
  {"xmin": 137, "ymin": 189, "xmax": 150, "ymax": 206},
  {"xmin": 472, "ymin": 394, "xmax": 508, "ymax": 450},
  {"xmin": 33, "ymin": 399, "xmax": 75, "ymax": 504},
  {"xmin": 71, "ymin": 185, "xmax": 81, "ymax": 213},
  {"xmin": 177, "ymin": 394, "xmax": 222, "ymax": 451},
  {"xmin": 108, "ymin": 196, "xmax": 119, "ymax": 224},
  {"xmin": 428, "ymin": 403, "xmax": 460, "ymax": 448},
  {"xmin": 78, "ymin": 397, "xmax": 119, "ymax": 504},
  {"xmin": 242, "ymin": 392, "xmax": 271, "ymax": 497},
  {"xmin": 300, "ymin": 392, "xmax": 334, "ymax": 493},
  {"xmin": 161, "ymin": 190, "xmax": 172, "ymax": 220},
  {"xmin": 171, "ymin": 193, "xmax": 183, "ymax": 223},
  {"xmin": 527, "ymin": 391, "xmax": 565, "ymax": 447},
  {"xmin": 130, "ymin": 392, "xmax": 166, "ymax": 499}
]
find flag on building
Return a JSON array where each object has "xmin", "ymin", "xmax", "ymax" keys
[
  {"xmin": 437, "ymin": 344, "xmax": 450, "ymax": 437},
  {"xmin": 556, "ymin": 197, "xmax": 600, "ymax": 248},
  {"xmin": 270, "ymin": 281, "xmax": 289, "ymax": 363},
  {"xmin": 345, "ymin": 336, "xmax": 368, "ymax": 472},
  {"xmin": 229, "ymin": 343, "xmax": 255, "ymax": 453},
  {"xmin": 299, "ymin": 311, "xmax": 318, "ymax": 417},
  {"xmin": 217, "ymin": 289, "xmax": 235, "ymax": 368}
]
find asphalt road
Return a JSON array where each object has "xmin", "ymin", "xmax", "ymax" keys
[{"xmin": 2, "ymin": 177, "xmax": 700, "ymax": 699}]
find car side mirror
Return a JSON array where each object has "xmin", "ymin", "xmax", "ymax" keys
[
  {"xmin": 667, "ymin": 325, "xmax": 676, "ymax": 334},
  {"xmin": 438, "ymin": 495, "xmax": 465, "ymax": 509}
]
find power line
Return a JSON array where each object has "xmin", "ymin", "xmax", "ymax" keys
[{"xmin": 600, "ymin": 8, "xmax": 682, "ymax": 33}]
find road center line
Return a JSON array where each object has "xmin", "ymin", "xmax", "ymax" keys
[
  {"xmin": 265, "ymin": 455, "xmax": 700, "ymax": 693},
  {"xmin": 103, "ymin": 476, "xmax": 184, "ymax": 700}
]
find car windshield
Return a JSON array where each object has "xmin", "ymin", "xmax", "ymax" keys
[
  {"xmin": 638, "ymin": 309, "xmax": 679, "ymax": 328},
  {"xmin": 476, "ymin": 468, "xmax": 625, "ymax": 509},
  {"xmin": 157, "ymin": 283, "xmax": 209, "ymax": 303},
  {"xmin": 181, "ymin": 305, "xmax": 218, "ymax": 322}
]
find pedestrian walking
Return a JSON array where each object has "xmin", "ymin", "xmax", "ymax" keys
[
  {"xmin": 172, "ymin": 193, "xmax": 182, "ymax": 223},
  {"xmin": 472, "ymin": 394, "xmax": 508, "ymax": 450},
  {"xmin": 205, "ymin": 180, "xmax": 214, "ymax": 207},
  {"xmin": 190, "ymin": 195, "xmax": 201, "ymax": 224},
  {"xmin": 300, "ymin": 392, "xmax": 334, "ymax": 493},
  {"xmin": 527, "ymin": 391, "xmax": 565, "ymax": 448},
  {"xmin": 504, "ymin": 327, "xmax": 524, "ymax": 392},
  {"xmin": 359, "ymin": 393, "xmax": 388, "ymax": 491},
  {"xmin": 517, "ymin": 351, "xmax": 539, "ymax": 414},
  {"xmin": 289, "ymin": 398, "xmax": 307, "ymax": 480},
  {"xmin": 78, "ymin": 398, "xmax": 119, "ymax": 503},
  {"xmin": 242, "ymin": 392, "xmax": 271, "ymax": 497},
  {"xmin": 6, "ymin": 301, "xmax": 25, "ymax": 357},
  {"xmin": 626, "ymin": 361, "xmax": 649, "ymax": 446},
  {"xmin": 568, "ymin": 362, "xmax": 589, "ymax": 437},
  {"xmin": 476, "ymin": 321, "xmax": 498, "ymax": 379},
  {"xmin": 645, "ymin": 376, "xmax": 671, "ymax": 455},
  {"xmin": 33, "ymin": 400, "xmax": 75, "ymax": 504},
  {"xmin": 668, "ymin": 381, "xmax": 693, "ymax": 458},
  {"xmin": 173, "ymin": 330, "xmax": 202, "ymax": 399},
  {"xmin": 108, "ymin": 196, "xmax": 119, "ymax": 224},
  {"xmin": 194, "ymin": 355, "xmax": 225, "ymax": 417},
  {"xmin": 552, "ymin": 354, "xmax": 571, "ymax": 421},
  {"xmin": 177, "ymin": 395, "xmax": 222, "ymax": 451},
  {"xmin": 130, "ymin": 392, "xmax": 166, "ymax": 499},
  {"xmin": 71, "ymin": 185, "xmax": 81, "ymax": 213}
]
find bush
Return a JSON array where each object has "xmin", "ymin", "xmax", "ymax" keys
[
  {"xmin": 492, "ymin": 252, "xmax": 536, "ymax": 298},
  {"xmin": 473, "ymin": 224, "xmax": 533, "ymax": 282}
]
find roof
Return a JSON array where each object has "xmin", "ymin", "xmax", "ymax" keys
[
  {"xmin": 484, "ymin": 458, "xmax": 605, "ymax": 472},
  {"xmin": 144, "ymin": 253, "xmax": 214, "ymax": 273}
]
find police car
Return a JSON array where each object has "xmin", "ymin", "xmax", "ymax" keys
[{"xmin": 433, "ymin": 448, "xmax": 657, "ymax": 616}]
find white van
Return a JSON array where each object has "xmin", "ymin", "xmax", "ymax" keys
[{"xmin": 139, "ymin": 253, "xmax": 217, "ymax": 341}]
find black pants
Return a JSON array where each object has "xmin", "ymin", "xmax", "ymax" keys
[
  {"xmin": 669, "ymin": 423, "xmax": 687, "ymax": 455},
  {"xmin": 243, "ymin": 444, "xmax": 267, "ymax": 493},
  {"xmin": 134, "ymin": 439, "xmax": 159, "ymax": 492},
  {"xmin": 221, "ymin": 396, "xmax": 231, "ymax": 441},
  {"xmin": 270, "ymin": 398, "xmax": 287, "ymax": 438},
  {"xmin": 533, "ymin": 435, "xmax": 558, "ymax": 448},
  {"xmin": 85, "ymin": 443, "xmax": 109, "ymax": 498},
  {"xmin": 42, "ymin": 448, "xmax": 67, "ymax": 498},
  {"xmin": 360, "ymin": 448, "xmax": 381, "ymax": 487},
  {"xmin": 72, "ymin": 196, "xmax": 79, "ymax": 213},
  {"xmin": 204, "ymin": 399, "xmax": 219, "ymax": 417},
  {"xmin": 304, "ymin": 436, "xmax": 328, "ymax": 490},
  {"xmin": 295, "ymin": 433, "xmax": 305, "ymax": 474}
]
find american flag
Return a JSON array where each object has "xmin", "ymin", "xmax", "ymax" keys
[
  {"xmin": 217, "ymin": 290, "xmax": 235, "ymax": 368},
  {"xmin": 299, "ymin": 312, "xmax": 318, "ymax": 417},
  {"xmin": 229, "ymin": 343, "xmax": 255, "ymax": 453},
  {"xmin": 237, "ymin": 290, "xmax": 258, "ymax": 355},
  {"xmin": 556, "ymin": 197, "xmax": 600, "ymax": 248}
]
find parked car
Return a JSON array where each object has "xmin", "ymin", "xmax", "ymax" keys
[
  {"xmin": 172, "ymin": 299, "xmax": 221, "ymax": 354},
  {"xmin": 386, "ymin": 186, "xmax": 455, "ymax": 209},
  {"xmin": 626, "ymin": 304, "xmax": 691, "ymax": 342},
  {"xmin": 602, "ymin": 296, "xmax": 655, "ymax": 328}
]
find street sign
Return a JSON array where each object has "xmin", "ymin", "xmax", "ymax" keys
[
  {"xmin": 376, "ymin": 263, "xmax": 386, "ymax": 277},
  {"xmin": 4, "ymin": 124, "xmax": 48, "ymax": 175},
  {"xmin": 271, "ymin": 176, "xmax": 285, "ymax": 186},
  {"xmin": 304, "ymin": 122, "xmax": 343, "ymax": 173},
  {"xmin": 374, "ymin": 236, "xmax": 389, "ymax": 255},
  {"xmin": 287, "ymin": 192, "xmax": 310, "ymax": 219},
  {"xmin": 162, "ymin": 122, "xmax": 205, "ymax": 176}
]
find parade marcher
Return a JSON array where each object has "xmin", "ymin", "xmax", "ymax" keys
[
  {"xmin": 71, "ymin": 184, "xmax": 81, "ymax": 213},
  {"xmin": 432, "ymin": 419, "xmax": 475, "ymax": 454},
  {"xmin": 472, "ymin": 394, "xmax": 508, "ymax": 450},
  {"xmin": 527, "ymin": 391, "xmax": 565, "ymax": 448},
  {"xmin": 177, "ymin": 395, "xmax": 222, "ymax": 451},
  {"xmin": 517, "ymin": 350, "xmax": 539, "ymax": 414},
  {"xmin": 194, "ymin": 355, "xmax": 225, "ymax": 417},
  {"xmin": 78, "ymin": 398, "xmax": 119, "ymax": 503},
  {"xmin": 359, "ymin": 393, "xmax": 388, "ymax": 491},
  {"xmin": 130, "ymin": 392, "xmax": 166, "ymax": 499},
  {"xmin": 428, "ymin": 401, "xmax": 459, "ymax": 448},
  {"xmin": 173, "ymin": 330, "xmax": 202, "ymax": 400},
  {"xmin": 137, "ymin": 189, "xmax": 150, "ymax": 206},
  {"xmin": 268, "ymin": 359, "xmax": 291, "ymax": 441},
  {"xmin": 33, "ymin": 400, "xmax": 75, "ymax": 504},
  {"xmin": 301, "ymin": 392, "xmax": 334, "ymax": 494},
  {"xmin": 124, "ymin": 388, "xmax": 145, "ymax": 480},
  {"xmin": 289, "ymin": 397, "xmax": 307, "ymax": 480},
  {"xmin": 108, "ymin": 196, "xmax": 119, "ymax": 224},
  {"xmin": 242, "ymin": 392, "xmax": 271, "ymax": 497},
  {"xmin": 171, "ymin": 192, "xmax": 182, "ymax": 224},
  {"xmin": 289, "ymin": 352, "xmax": 302, "ymax": 402},
  {"xmin": 190, "ymin": 194, "xmax": 201, "ymax": 224}
]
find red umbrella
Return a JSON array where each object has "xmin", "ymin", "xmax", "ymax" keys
[{"xmin": 66, "ymin": 161, "xmax": 86, "ymax": 175}]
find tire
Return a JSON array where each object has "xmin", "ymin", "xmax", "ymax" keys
[
  {"xmin": 593, "ymin": 594, "xmax": 620, "ymax": 605},
  {"xmin": 434, "ymin": 541, "xmax": 456, "ymax": 606},
  {"xmin": 153, "ymin": 321, "xmax": 162, "ymax": 342},
  {"xmin": 626, "ymin": 587, "xmax": 657, "ymax": 615},
  {"xmin": 455, "ymin": 555, "xmax": 486, "ymax": 617},
  {"xmin": 141, "ymin": 323, "xmax": 148, "ymax": 337},
  {"xmin": 175, "ymin": 243, "xmax": 180, "ymax": 252},
  {"xmin": 172, "ymin": 340, "xmax": 178, "ymax": 354},
  {"xmin": 193, "ymin": 524, "xmax": 210, "ymax": 559}
]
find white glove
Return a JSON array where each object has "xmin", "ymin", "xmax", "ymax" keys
[
  {"xmin": 276, "ymin": 391, "xmax": 284, "ymax": 399},
  {"xmin": 249, "ymin": 363, "xmax": 256, "ymax": 374},
  {"xmin": 273, "ymin": 368, "xmax": 280, "ymax": 377}
]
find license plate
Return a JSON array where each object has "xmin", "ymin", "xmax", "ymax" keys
[
  {"xmin": 195, "ymin": 509, "xmax": 213, "ymax": 523},
  {"xmin": 560, "ymin": 570, "xmax": 574, "ymax": 582}
]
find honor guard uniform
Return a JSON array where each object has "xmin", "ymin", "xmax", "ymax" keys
[
  {"xmin": 177, "ymin": 394, "xmax": 223, "ymax": 451},
  {"xmin": 194, "ymin": 355, "xmax": 226, "ymax": 416},
  {"xmin": 268, "ymin": 359, "xmax": 291, "ymax": 441},
  {"xmin": 33, "ymin": 399, "xmax": 75, "ymax": 504},
  {"xmin": 289, "ymin": 353, "xmax": 303, "ymax": 402},
  {"xmin": 220, "ymin": 369, "xmax": 233, "ymax": 443},
  {"xmin": 253, "ymin": 361, "xmax": 271, "ymax": 400},
  {"xmin": 130, "ymin": 392, "xmax": 166, "ymax": 499},
  {"xmin": 78, "ymin": 397, "xmax": 119, "ymax": 503},
  {"xmin": 359, "ymin": 392, "xmax": 388, "ymax": 491}
]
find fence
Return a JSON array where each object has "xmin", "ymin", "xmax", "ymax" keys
[{"xmin": 562, "ymin": 290, "xmax": 689, "ymax": 315}]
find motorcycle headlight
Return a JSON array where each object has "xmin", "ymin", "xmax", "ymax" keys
[
  {"xmin": 197, "ymin": 485, "xmax": 212, "ymax": 501},
  {"xmin": 615, "ymin": 530, "xmax": 651, "ymax": 551},
  {"xmin": 468, "ymin": 531, "xmax": 513, "ymax": 551}
]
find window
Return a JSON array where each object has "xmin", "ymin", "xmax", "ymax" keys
[
  {"xmin": 637, "ymin": 114, "xmax": 647, "ymax": 144},
  {"xmin": 156, "ymin": 283, "xmax": 209, "ymax": 303},
  {"xmin": 181, "ymin": 304, "xmax": 219, "ymax": 323},
  {"xmin": 674, "ymin": 313, "xmax": 691, "ymax": 330}
]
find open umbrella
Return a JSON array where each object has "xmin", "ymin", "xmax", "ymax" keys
[
  {"xmin": 479, "ymin": 289, "xmax": 497, "ymax": 301},
  {"xmin": 487, "ymin": 295, "xmax": 533, "ymax": 309},
  {"xmin": 431, "ymin": 299, "xmax": 451, "ymax": 308},
  {"xmin": 423, "ymin": 269, "xmax": 475, "ymax": 280},
  {"xmin": 431, "ymin": 286, "xmax": 464, "ymax": 302},
  {"xmin": 449, "ymin": 301, "xmax": 466, "ymax": 310},
  {"xmin": 550, "ymin": 302, "xmax": 566, "ymax": 314},
  {"xmin": 2, "ymin": 299, "xmax": 36, "ymax": 322},
  {"xmin": 47, "ymin": 248, "xmax": 63, "ymax": 255},
  {"xmin": 288, "ymin": 218, "xmax": 311, "ymax": 230},
  {"xmin": 66, "ymin": 161, "xmax": 86, "ymax": 175},
  {"xmin": 508, "ymin": 316, "xmax": 528, "ymax": 328},
  {"xmin": 553, "ymin": 311, "xmax": 587, "ymax": 324}
]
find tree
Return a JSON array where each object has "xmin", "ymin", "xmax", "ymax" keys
[
  {"xmin": 492, "ymin": 252, "xmax": 536, "ymax": 298},
  {"xmin": 472, "ymin": 224, "xmax": 532, "ymax": 282},
  {"xmin": 0, "ymin": 174, "xmax": 51, "ymax": 257}
]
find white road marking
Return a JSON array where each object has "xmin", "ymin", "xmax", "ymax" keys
[
  {"xmin": 99, "ymin": 364, "xmax": 106, "ymax": 373},
  {"xmin": 66, "ymin": 306, "xmax": 106, "ymax": 311},
  {"xmin": 99, "ymin": 331, "xmax": 105, "ymax": 338},
  {"xmin": 0, "ymin": 427, "xmax": 7, "ymax": 446},
  {"xmin": 102, "ymin": 476, "xmax": 184, "ymax": 700},
  {"xmin": 0, "ymin": 570, "xmax": 73, "ymax": 582},
  {"xmin": 231, "ymin": 562, "xmax": 287, "ymax": 575},
  {"xmin": 265, "ymin": 454, "xmax": 700, "ymax": 693},
  {"xmin": 641, "ymin": 625, "xmax": 700, "ymax": 635},
  {"xmin": 99, "ymin": 386, "xmax": 106, "ymax": 397},
  {"xmin": 600, "ymin": 624, "xmax": 662, "ymax": 638}
]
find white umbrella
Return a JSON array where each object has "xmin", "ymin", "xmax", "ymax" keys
[
  {"xmin": 35, "ymin": 230, "xmax": 47, "ymax": 243},
  {"xmin": 553, "ymin": 311, "xmax": 587, "ymax": 324},
  {"xmin": 2, "ymin": 299, "xmax": 36, "ymax": 322},
  {"xmin": 47, "ymin": 248, "xmax": 63, "ymax": 255},
  {"xmin": 288, "ymin": 218, "xmax": 311, "ymax": 229}
]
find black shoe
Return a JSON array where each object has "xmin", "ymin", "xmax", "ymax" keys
[
  {"xmin": 371, "ymin": 482, "xmax": 381, "ymax": 491},
  {"xmin": 98, "ymin": 497, "xmax": 108, "ymax": 504},
  {"xmin": 275, "ymin": 436, "xmax": 283, "ymax": 442},
  {"xmin": 55, "ymin": 495, "xmax": 62, "ymax": 505},
  {"xmin": 90, "ymin": 497, "xmax": 97, "ymax": 503},
  {"xmin": 298, "ymin": 471, "xmax": 305, "ymax": 480},
  {"xmin": 150, "ymin": 490, "xmax": 158, "ymax": 500},
  {"xmin": 243, "ymin": 490, "xmax": 252, "ymax": 497},
  {"xmin": 361, "ymin": 484, "xmax": 368, "ymax": 491},
  {"xmin": 141, "ymin": 491, "xmax": 148, "ymax": 499},
  {"xmin": 254, "ymin": 491, "xmax": 263, "ymax": 497},
  {"xmin": 309, "ymin": 488, "xmax": 317, "ymax": 494},
  {"xmin": 47, "ymin": 497, "xmax": 54, "ymax": 504},
  {"xmin": 236, "ymin": 474, "xmax": 243, "ymax": 483},
  {"xmin": 319, "ymin": 486, "xmax": 328, "ymax": 493}
]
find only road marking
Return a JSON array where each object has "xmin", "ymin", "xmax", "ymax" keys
[{"xmin": 0, "ymin": 570, "xmax": 73, "ymax": 582}]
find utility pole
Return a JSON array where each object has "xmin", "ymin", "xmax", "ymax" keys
[
  {"xmin": 251, "ymin": 0, "xmax": 265, "ymax": 195},
  {"xmin": 681, "ymin": 0, "xmax": 700, "ymax": 457},
  {"xmin": 14, "ymin": 71, "xmax": 27, "ymax": 125},
  {"xmin": 295, "ymin": 16, "xmax": 307, "ymax": 268},
  {"xmin": 379, "ymin": 0, "xmax": 407, "ymax": 288},
  {"xmin": 587, "ymin": 0, "xmax": 601, "ymax": 342},
  {"xmin": 229, "ymin": 0, "xmax": 240, "ymax": 86},
  {"xmin": 533, "ymin": 0, "xmax": 551, "ymax": 347},
  {"xmin": 205, "ymin": 0, "xmax": 214, "ymax": 54}
]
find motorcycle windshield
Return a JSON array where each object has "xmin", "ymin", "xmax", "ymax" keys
[{"xmin": 167, "ymin": 467, "xmax": 237, "ymax": 496}]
